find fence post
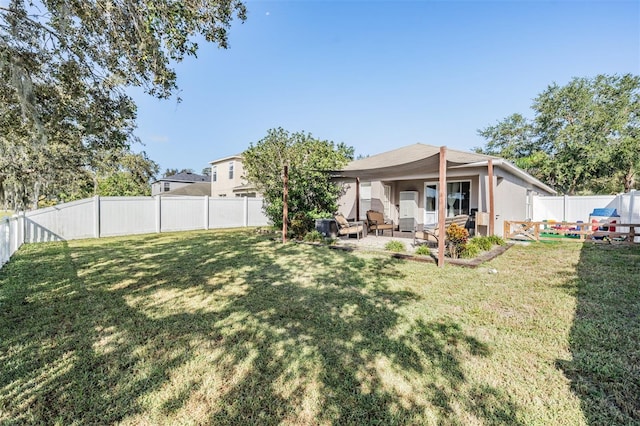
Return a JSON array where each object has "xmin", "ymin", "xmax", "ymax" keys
[
  {"xmin": 1, "ymin": 219, "xmax": 7, "ymax": 265},
  {"xmin": 12, "ymin": 216, "xmax": 18, "ymax": 255},
  {"xmin": 563, "ymin": 194, "xmax": 569, "ymax": 222},
  {"xmin": 628, "ymin": 190, "xmax": 636, "ymax": 224},
  {"xmin": 243, "ymin": 196, "xmax": 249, "ymax": 227},
  {"xmin": 94, "ymin": 195, "xmax": 101, "ymax": 238},
  {"xmin": 155, "ymin": 196, "xmax": 162, "ymax": 233},
  {"xmin": 204, "ymin": 196, "xmax": 209, "ymax": 230},
  {"xmin": 18, "ymin": 212, "xmax": 24, "ymax": 247}
]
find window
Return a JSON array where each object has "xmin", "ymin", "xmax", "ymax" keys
[
  {"xmin": 383, "ymin": 184, "xmax": 392, "ymax": 219},
  {"xmin": 445, "ymin": 181, "xmax": 470, "ymax": 217},
  {"xmin": 163, "ymin": 182, "xmax": 170, "ymax": 192},
  {"xmin": 212, "ymin": 166, "xmax": 217, "ymax": 182},
  {"xmin": 228, "ymin": 161, "xmax": 234, "ymax": 179},
  {"xmin": 359, "ymin": 181, "xmax": 371, "ymax": 220}
]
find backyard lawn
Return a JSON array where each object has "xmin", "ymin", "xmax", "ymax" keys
[{"xmin": 0, "ymin": 229, "xmax": 638, "ymax": 425}]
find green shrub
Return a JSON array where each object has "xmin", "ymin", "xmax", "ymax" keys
[
  {"xmin": 487, "ymin": 235, "xmax": 506, "ymax": 246},
  {"xmin": 289, "ymin": 212, "xmax": 314, "ymax": 239},
  {"xmin": 461, "ymin": 241, "xmax": 481, "ymax": 259},
  {"xmin": 471, "ymin": 236, "xmax": 493, "ymax": 251},
  {"xmin": 384, "ymin": 240, "xmax": 405, "ymax": 252},
  {"xmin": 303, "ymin": 230, "xmax": 323, "ymax": 242},
  {"xmin": 308, "ymin": 210, "xmax": 333, "ymax": 220},
  {"xmin": 325, "ymin": 238, "xmax": 338, "ymax": 246},
  {"xmin": 415, "ymin": 245, "xmax": 431, "ymax": 256}
]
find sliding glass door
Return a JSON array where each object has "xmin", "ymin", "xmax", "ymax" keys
[{"xmin": 424, "ymin": 181, "xmax": 471, "ymax": 226}]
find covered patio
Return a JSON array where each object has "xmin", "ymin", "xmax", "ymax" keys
[{"xmin": 332, "ymin": 144, "xmax": 556, "ymax": 266}]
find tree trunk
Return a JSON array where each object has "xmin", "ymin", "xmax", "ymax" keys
[
  {"xmin": 623, "ymin": 166, "xmax": 634, "ymax": 193},
  {"xmin": 33, "ymin": 181, "xmax": 41, "ymax": 210}
]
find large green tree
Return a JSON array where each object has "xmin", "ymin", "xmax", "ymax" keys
[
  {"xmin": 0, "ymin": 0, "xmax": 246, "ymax": 209},
  {"xmin": 477, "ymin": 74, "xmax": 640, "ymax": 194},
  {"xmin": 94, "ymin": 150, "xmax": 159, "ymax": 197},
  {"xmin": 243, "ymin": 128, "xmax": 354, "ymax": 229}
]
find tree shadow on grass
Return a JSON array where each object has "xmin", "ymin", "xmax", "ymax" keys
[
  {"xmin": 558, "ymin": 243, "xmax": 640, "ymax": 424},
  {"xmin": 1, "ymin": 230, "xmax": 521, "ymax": 424}
]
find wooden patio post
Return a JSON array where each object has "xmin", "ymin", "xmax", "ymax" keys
[
  {"xmin": 438, "ymin": 146, "xmax": 447, "ymax": 268},
  {"xmin": 488, "ymin": 159, "xmax": 495, "ymax": 236},
  {"xmin": 355, "ymin": 177, "xmax": 360, "ymax": 221},
  {"xmin": 282, "ymin": 165, "xmax": 288, "ymax": 243}
]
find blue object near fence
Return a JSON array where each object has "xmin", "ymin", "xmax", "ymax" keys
[{"xmin": 590, "ymin": 208, "xmax": 619, "ymax": 217}]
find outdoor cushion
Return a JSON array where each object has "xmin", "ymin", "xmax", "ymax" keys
[
  {"xmin": 366, "ymin": 210, "xmax": 394, "ymax": 236},
  {"xmin": 334, "ymin": 213, "xmax": 364, "ymax": 239}
]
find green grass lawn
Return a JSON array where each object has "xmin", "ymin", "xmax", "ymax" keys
[{"xmin": 1, "ymin": 230, "xmax": 638, "ymax": 425}]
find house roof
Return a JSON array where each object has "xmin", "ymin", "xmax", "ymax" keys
[
  {"xmin": 162, "ymin": 182, "xmax": 211, "ymax": 196},
  {"xmin": 232, "ymin": 183, "xmax": 257, "ymax": 193},
  {"xmin": 335, "ymin": 143, "xmax": 556, "ymax": 194},
  {"xmin": 209, "ymin": 154, "xmax": 243, "ymax": 165},
  {"xmin": 343, "ymin": 144, "xmax": 496, "ymax": 172},
  {"xmin": 154, "ymin": 172, "xmax": 209, "ymax": 183}
]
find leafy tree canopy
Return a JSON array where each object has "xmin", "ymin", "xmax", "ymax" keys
[
  {"xmin": 243, "ymin": 128, "xmax": 354, "ymax": 229},
  {"xmin": 95, "ymin": 151, "xmax": 159, "ymax": 197},
  {"xmin": 477, "ymin": 74, "xmax": 640, "ymax": 194},
  {"xmin": 0, "ymin": 0, "xmax": 246, "ymax": 209}
]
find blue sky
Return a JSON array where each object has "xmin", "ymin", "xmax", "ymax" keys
[{"xmin": 129, "ymin": 0, "xmax": 640, "ymax": 174}]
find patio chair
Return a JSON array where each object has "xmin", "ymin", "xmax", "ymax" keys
[
  {"xmin": 414, "ymin": 214, "xmax": 469, "ymax": 246},
  {"xmin": 334, "ymin": 213, "xmax": 364, "ymax": 240},
  {"xmin": 366, "ymin": 210, "xmax": 394, "ymax": 236}
]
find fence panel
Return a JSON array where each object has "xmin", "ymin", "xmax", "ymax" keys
[
  {"xmin": 533, "ymin": 195, "xmax": 618, "ymax": 222},
  {"xmin": 1, "ymin": 216, "xmax": 24, "ymax": 269},
  {"xmin": 161, "ymin": 196, "xmax": 206, "ymax": 232},
  {"xmin": 25, "ymin": 198, "xmax": 95, "ymax": 242},
  {"xmin": 209, "ymin": 198, "xmax": 245, "ymax": 228},
  {"xmin": 100, "ymin": 197, "xmax": 156, "ymax": 237},
  {"xmin": 1, "ymin": 218, "xmax": 11, "ymax": 267},
  {"xmin": 247, "ymin": 198, "xmax": 269, "ymax": 226},
  {"xmin": 618, "ymin": 191, "xmax": 640, "ymax": 242},
  {"xmin": 531, "ymin": 196, "xmax": 565, "ymax": 222}
]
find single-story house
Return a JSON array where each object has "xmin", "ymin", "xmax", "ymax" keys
[
  {"xmin": 333, "ymin": 143, "xmax": 556, "ymax": 237},
  {"xmin": 151, "ymin": 172, "xmax": 210, "ymax": 196}
]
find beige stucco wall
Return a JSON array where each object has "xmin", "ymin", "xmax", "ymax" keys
[
  {"xmin": 210, "ymin": 158, "xmax": 247, "ymax": 197},
  {"xmin": 337, "ymin": 175, "xmax": 481, "ymax": 228},
  {"xmin": 476, "ymin": 166, "xmax": 553, "ymax": 236},
  {"xmin": 336, "ymin": 163, "xmax": 552, "ymax": 237},
  {"xmin": 337, "ymin": 179, "xmax": 358, "ymax": 219}
]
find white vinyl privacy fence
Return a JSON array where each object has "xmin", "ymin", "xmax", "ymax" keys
[
  {"xmin": 0, "ymin": 215, "xmax": 24, "ymax": 269},
  {"xmin": 531, "ymin": 190, "xmax": 639, "ymax": 223},
  {"xmin": 0, "ymin": 196, "xmax": 269, "ymax": 269}
]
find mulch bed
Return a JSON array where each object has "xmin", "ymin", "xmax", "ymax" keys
[{"xmin": 327, "ymin": 242, "xmax": 513, "ymax": 268}]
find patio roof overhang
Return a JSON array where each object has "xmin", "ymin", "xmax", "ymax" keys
[
  {"xmin": 331, "ymin": 156, "xmax": 480, "ymax": 181},
  {"xmin": 331, "ymin": 143, "xmax": 497, "ymax": 180},
  {"xmin": 331, "ymin": 146, "xmax": 556, "ymax": 195}
]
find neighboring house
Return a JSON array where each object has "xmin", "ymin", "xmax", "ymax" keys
[
  {"xmin": 151, "ymin": 172, "xmax": 210, "ymax": 196},
  {"xmin": 162, "ymin": 182, "xmax": 211, "ymax": 197},
  {"xmin": 333, "ymin": 143, "xmax": 556, "ymax": 237},
  {"xmin": 209, "ymin": 154, "xmax": 259, "ymax": 197}
]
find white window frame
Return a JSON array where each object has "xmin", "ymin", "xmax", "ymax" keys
[
  {"xmin": 383, "ymin": 184, "xmax": 392, "ymax": 219},
  {"xmin": 359, "ymin": 181, "xmax": 371, "ymax": 220}
]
